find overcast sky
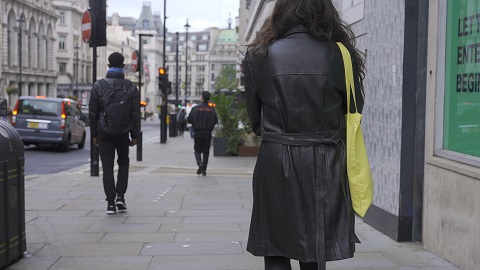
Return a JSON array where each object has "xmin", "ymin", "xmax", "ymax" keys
[{"xmin": 107, "ymin": 0, "xmax": 239, "ymax": 32}]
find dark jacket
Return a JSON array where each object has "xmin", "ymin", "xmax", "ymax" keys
[
  {"xmin": 187, "ymin": 102, "xmax": 218, "ymax": 138},
  {"xmin": 243, "ymin": 26, "xmax": 363, "ymax": 267},
  {"xmin": 89, "ymin": 71, "xmax": 141, "ymax": 139},
  {"xmin": 177, "ymin": 110, "xmax": 187, "ymax": 123}
]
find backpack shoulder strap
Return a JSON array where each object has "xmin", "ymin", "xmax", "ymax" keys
[{"xmin": 98, "ymin": 79, "xmax": 110, "ymax": 90}]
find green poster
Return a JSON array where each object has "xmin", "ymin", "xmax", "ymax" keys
[{"xmin": 445, "ymin": 0, "xmax": 480, "ymax": 157}]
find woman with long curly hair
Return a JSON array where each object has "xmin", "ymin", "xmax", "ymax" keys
[{"xmin": 243, "ymin": 0, "xmax": 366, "ymax": 269}]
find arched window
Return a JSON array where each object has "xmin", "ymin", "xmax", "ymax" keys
[
  {"xmin": 29, "ymin": 19, "xmax": 37, "ymax": 68},
  {"xmin": 7, "ymin": 11, "xmax": 17, "ymax": 67},
  {"xmin": 38, "ymin": 23, "xmax": 46, "ymax": 70}
]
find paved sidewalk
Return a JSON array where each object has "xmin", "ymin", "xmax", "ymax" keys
[{"xmin": 10, "ymin": 131, "xmax": 460, "ymax": 269}]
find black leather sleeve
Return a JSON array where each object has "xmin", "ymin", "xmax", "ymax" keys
[{"xmin": 244, "ymin": 52, "xmax": 263, "ymax": 136}]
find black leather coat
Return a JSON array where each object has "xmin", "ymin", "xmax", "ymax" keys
[{"xmin": 244, "ymin": 26, "xmax": 363, "ymax": 268}]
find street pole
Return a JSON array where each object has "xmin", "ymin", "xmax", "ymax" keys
[
  {"xmin": 160, "ymin": 0, "xmax": 168, "ymax": 144},
  {"xmin": 175, "ymin": 32, "xmax": 179, "ymax": 107},
  {"xmin": 17, "ymin": 18, "xmax": 25, "ymax": 97},
  {"xmin": 184, "ymin": 19, "xmax": 190, "ymax": 106},
  {"xmin": 75, "ymin": 46, "xmax": 81, "ymax": 98},
  {"xmin": 91, "ymin": 45, "xmax": 99, "ymax": 177},
  {"xmin": 137, "ymin": 34, "xmax": 153, "ymax": 160}
]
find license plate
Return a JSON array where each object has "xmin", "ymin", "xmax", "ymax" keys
[{"xmin": 28, "ymin": 122, "xmax": 48, "ymax": 129}]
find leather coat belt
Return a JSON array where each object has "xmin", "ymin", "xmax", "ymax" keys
[{"xmin": 262, "ymin": 130, "xmax": 342, "ymax": 146}]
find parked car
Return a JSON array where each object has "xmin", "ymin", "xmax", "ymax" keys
[{"xmin": 12, "ymin": 96, "xmax": 87, "ymax": 151}]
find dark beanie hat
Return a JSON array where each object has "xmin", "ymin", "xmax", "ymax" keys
[{"xmin": 108, "ymin": 52, "xmax": 124, "ymax": 68}]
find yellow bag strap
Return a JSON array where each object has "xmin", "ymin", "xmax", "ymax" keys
[{"xmin": 336, "ymin": 42, "xmax": 358, "ymax": 113}]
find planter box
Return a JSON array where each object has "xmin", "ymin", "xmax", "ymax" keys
[
  {"xmin": 213, "ymin": 137, "xmax": 228, "ymax": 156},
  {"xmin": 239, "ymin": 145, "xmax": 260, "ymax": 157}
]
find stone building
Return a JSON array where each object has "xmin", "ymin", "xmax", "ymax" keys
[
  {"xmin": 106, "ymin": 1, "xmax": 164, "ymax": 116},
  {"xmin": 165, "ymin": 19, "xmax": 238, "ymax": 106},
  {"xmin": 1, "ymin": 0, "xmax": 58, "ymax": 107},
  {"xmin": 53, "ymin": 0, "xmax": 93, "ymax": 104}
]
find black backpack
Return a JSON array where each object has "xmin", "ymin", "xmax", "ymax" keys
[{"xmin": 98, "ymin": 79, "xmax": 134, "ymax": 135}]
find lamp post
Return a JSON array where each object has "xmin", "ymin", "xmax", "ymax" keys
[
  {"xmin": 184, "ymin": 19, "xmax": 190, "ymax": 106},
  {"xmin": 17, "ymin": 17, "xmax": 25, "ymax": 97},
  {"xmin": 175, "ymin": 32, "xmax": 179, "ymax": 108},
  {"xmin": 74, "ymin": 45, "xmax": 81, "ymax": 98},
  {"xmin": 137, "ymin": 33, "xmax": 153, "ymax": 161}
]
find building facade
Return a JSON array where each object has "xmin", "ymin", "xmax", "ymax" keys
[
  {"xmin": 424, "ymin": 1, "xmax": 480, "ymax": 269},
  {"xmin": 1, "ymin": 0, "xmax": 58, "ymax": 107},
  {"xmin": 165, "ymin": 22, "xmax": 238, "ymax": 106},
  {"xmin": 107, "ymin": 1, "xmax": 164, "ymax": 116},
  {"xmin": 53, "ymin": 0, "xmax": 93, "ymax": 104},
  {"xmin": 241, "ymin": 0, "xmax": 480, "ymax": 269}
]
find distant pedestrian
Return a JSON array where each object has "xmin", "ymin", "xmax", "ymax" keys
[
  {"xmin": 177, "ymin": 108, "xmax": 187, "ymax": 137},
  {"xmin": 89, "ymin": 52, "xmax": 141, "ymax": 215},
  {"xmin": 243, "ymin": 0, "xmax": 366, "ymax": 269},
  {"xmin": 187, "ymin": 91, "xmax": 218, "ymax": 176}
]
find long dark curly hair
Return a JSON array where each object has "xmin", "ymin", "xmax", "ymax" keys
[{"xmin": 247, "ymin": 0, "xmax": 366, "ymax": 87}]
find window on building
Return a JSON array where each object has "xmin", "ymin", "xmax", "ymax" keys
[
  {"xmin": 60, "ymin": 12, "xmax": 66, "ymax": 24},
  {"xmin": 58, "ymin": 36, "xmax": 66, "ymax": 50},
  {"xmin": 246, "ymin": 0, "xmax": 252, "ymax": 9},
  {"xmin": 211, "ymin": 64, "xmax": 215, "ymax": 70},
  {"xmin": 191, "ymin": 35, "xmax": 197, "ymax": 41},
  {"xmin": 211, "ymin": 73, "xmax": 215, "ymax": 81},
  {"xmin": 202, "ymin": 34, "xmax": 208, "ymax": 40},
  {"xmin": 198, "ymin": 44, "xmax": 207, "ymax": 51},
  {"xmin": 143, "ymin": 20, "xmax": 149, "ymax": 29},
  {"xmin": 435, "ymin": 0, "xmax": 480, "ymax": 165},
  {"xmin": 59, "ymin": 63, "xmax": 67, "ymax": 75}
]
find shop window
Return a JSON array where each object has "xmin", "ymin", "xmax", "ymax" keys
[{"xmin": 436, "ymin": 0, "xmax": 480, "ymax": 165}]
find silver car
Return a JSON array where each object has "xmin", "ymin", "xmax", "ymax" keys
[{"xmin": 12, "ymin": 96, "xmax": 86, "ymax": 152}]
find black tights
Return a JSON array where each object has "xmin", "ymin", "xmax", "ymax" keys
[{"xmin": 264, "ymin": 256, "xmax": 319, "ymax": 270}]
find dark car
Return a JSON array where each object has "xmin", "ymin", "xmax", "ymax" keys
[{"xmin": 12, "ymin": 96, "xmax": 87, "ymax": 151}]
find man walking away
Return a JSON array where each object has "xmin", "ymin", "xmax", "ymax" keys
[
  {"xmin": 187, "ymin": 91, "xmax": 218, "ymax": 176},
  {"xmin": 177, "ymin": 108, "xmax": 187, "ymax": 137},
  {"xmin": 89, "ymin": 52, "xmax": 141, "ymax": 215}
]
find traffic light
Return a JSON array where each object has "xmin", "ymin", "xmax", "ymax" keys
[
  {"xmin": 88, "ymin": 0, "xmax": 106, "ymax": 47},
  {"xmin": 140, "ymin": 101, "xmax": 147, "ymax": 107},
  {"xmin": 158, "ymin": 67, "xmax": 168, "ymax": 96}
]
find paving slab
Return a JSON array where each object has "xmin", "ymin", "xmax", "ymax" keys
[{"xmin": 9, "ymin": 128, "xmax": 462, "ymax": 270}]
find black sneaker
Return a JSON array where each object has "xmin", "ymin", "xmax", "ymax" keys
[
  {"xmin": 196, "ymin": 165, "xmax": 203, "ymax": 175},
  {"xmin": 202, "ymin": 170, "xmax": 207, "ymax": 176},
  {"xmin": 116, "ymin": 197, "xmax": 127, "ymax": 211},
  {"xmin": 107, "ymin": 202, "xmax": 116, "ymax": 215}
]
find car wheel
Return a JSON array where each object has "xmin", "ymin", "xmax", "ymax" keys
[
  {"xmin": 78, "ymin": 132, "xmax": 86, "ymax": 149},
  {"xmin": 60, "ymin": 135, "xmax": 71, "ymax": 152}
]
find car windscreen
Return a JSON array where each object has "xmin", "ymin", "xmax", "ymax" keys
[{"xmin": 18, "ymin": 100, "xmax": 61, "ymax": 116}]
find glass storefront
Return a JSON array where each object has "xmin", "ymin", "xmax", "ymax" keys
[{"xmin": 444, "ymin": 0, "xmax": 480, "ymax": 158}]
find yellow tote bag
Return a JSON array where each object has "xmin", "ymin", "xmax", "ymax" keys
[{"xmin": 336, "ymin": 42, "xmax": 373, "ymax": 218}]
